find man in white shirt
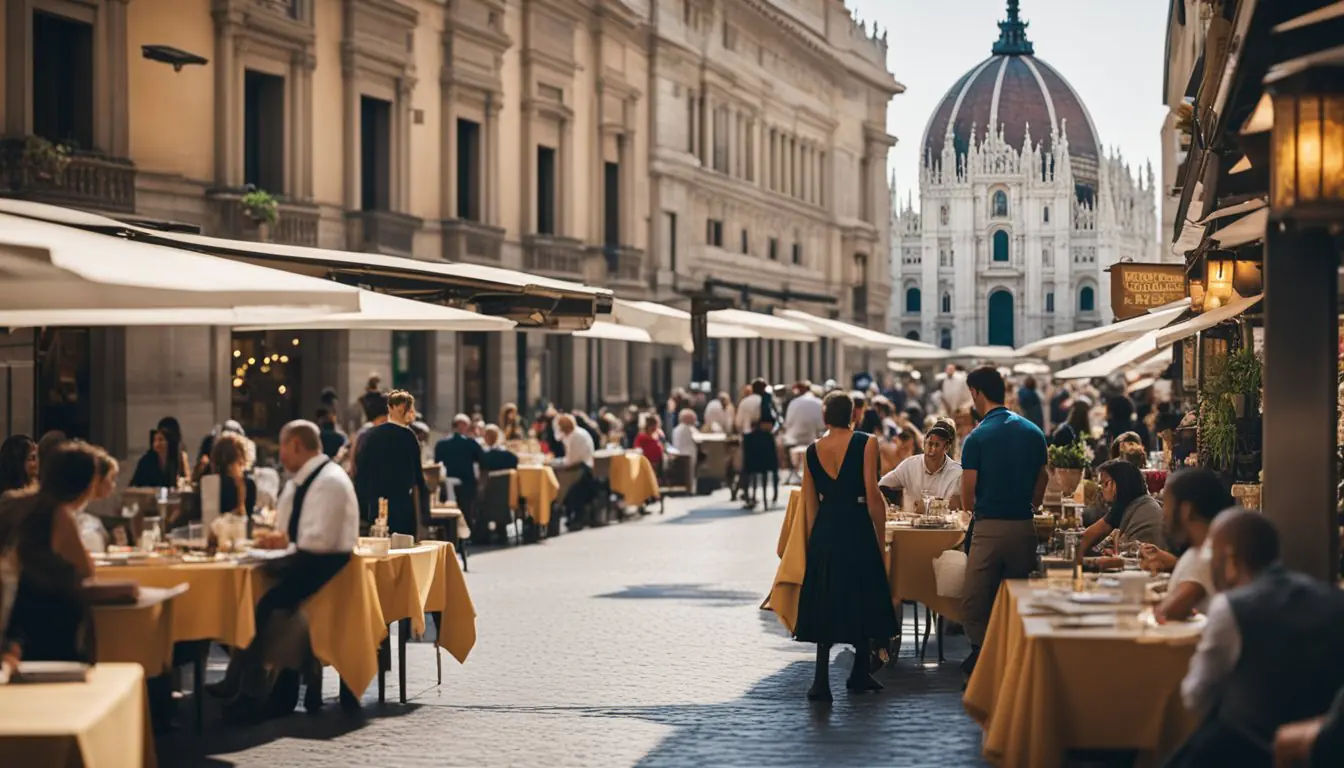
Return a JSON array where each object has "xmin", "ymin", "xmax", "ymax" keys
[
  {"xmin": 211, "ymin": 420, "xmax": 359, "ymax": 717},
  {"xmin": 940, "ymin": 365, "xmax": 973, "ymax": 415},
  {"xmin": 554, "ymin": 414, "xmax": 595, "ymax": 469},
  {"xmin": 703, "ymin": 393, "xmax": 734, "ymax": 434},
  {"xmin": 879, "ymin": 418, "xmax": 963, "ymax": 511},
  {"xmin": 735, "ymin": 385, "xmax": 762, "ymax": 434},
  {"xmin": 669, "ymin": 409, "xmax": 700, "ymax": 483},
  {"xmin": 552, "ymin": 414, "xmax": 599, "ymax": 531},
  {"xmin": 782, "ymin": 382, "xmax": 825, "ymax": 447}
]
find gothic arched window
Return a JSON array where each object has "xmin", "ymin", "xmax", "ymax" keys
[
  {"xmin": 1079, "ymin": 285, "xmax": 1096, "ymax": 312},
  {"xmin": 992, "ymin": 190, "xmax": 1008, "ymax": 217},
  {"xmin": 939, "ymin": 205, "xmax": 948, "ymax": 225},
  {"xmin": 941, "ymin": 292, "xmax": 951, "ymax": 314},
  {"xmin": 992, "ymin": 230, "xmax": 1009, "ymax": 262},
  {"xmin": 905, "ymin": 287, "xmax": 921, "ymax": 314},
  {"xmin": 1043, "ymin": 205, "xmax": 1050, "ymax": 223}
]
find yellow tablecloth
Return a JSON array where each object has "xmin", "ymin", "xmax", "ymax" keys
[
  {"xmin": 0, "ymin": 663, "xmax": 155, "ymax": 768},
  {"xmin": 104, "ymin": 562, "xmax": 257, "ymax": 648},
  {"xmin": 963, "ymin": 581, "xmax": 1199, "ymax": 767},
  {"xmin": 608, "ymin": 453, "xmax": 661, "ymax": 503},
  {"xmin": 769, "ymin": 484, "xmax": 815, "ymax": 632},
  {"xmin": 365, "ymin": 545, "xmax": 442, "ymax": 636},
  {"xmin": 512, "ymin": 465, "xmax": 559, "ymax": 528},
  {"xmin": 423, "ymin": 541, "xmax": 477, "ymax": 664},
  {"xmin": 293, "ymin": 557, "xmax": 387, "ymax": 695},
  {"xmin": 92, "ymin": 589, "xmax": 184, "ymax": 675},
  {"xmin": 886, "ymin": 527, "xmax": 966, "ymax": 622}
]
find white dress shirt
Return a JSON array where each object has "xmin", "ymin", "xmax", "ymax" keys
[
  {"xmin": 783, "ymin": 393, "xmax": 825, "ymax": 446},
  {"xmin": 670, "ymin": 424, "xmax": 698, "ymax": 457},
  {"xmin": 1181, "ymin": 592, "xmax": 1240, "ymax": 716},
  {"xmin": 274, "ymin": 455, "xmax": 359, "ymax": 554},
  {"xmin": 1170, "ymin": 543, "xmax": 1216, "ymax": 615},
  {"xmin": 942, "ymin": 373, "xmax": 973, "ymax": 413},
  {"xmin": 558, "ymin": 428, "xmax": 595, "ymax": 468},
  {"xmin": 703, "ymin": 400, "xmax": 733, "ymax": 434},
  {"xmin": 735, "ymin": 394, "xmax": 762, "ymax": 434},
  {"xmin": 879, "ymin": 454, "xmax": 964, "ymax": 502}
]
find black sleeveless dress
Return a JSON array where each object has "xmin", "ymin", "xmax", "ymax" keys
[{"xmin": 793, "ymin": 432, "xmax": 898, "ymax": 646}]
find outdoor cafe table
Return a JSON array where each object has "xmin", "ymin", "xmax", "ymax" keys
[
  {"xmin": 99, "ymin": 556, "xmax": 386, "ymax": 696},
  {"xmin": 606, "ymin": 452, "xmax": 661, "ymax": 504},
  {"xmin": 0, "ymin": 662, "xmax": 156, "ymax": 768},
  {"xmin": 963, "ymin": 580, "xmax": 1200, "ymax": 767},
  {"xmin": 92, "ymin": 585, "xmax": 188, "ymax": 675},
  {"xmin": 511, "ymin": 465, "xmax": 559, "ymax": 528}
]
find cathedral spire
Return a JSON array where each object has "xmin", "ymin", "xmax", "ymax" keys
[{"xmin": 992, "ymin": 0, "xmax": 1034, "ymax": 56}]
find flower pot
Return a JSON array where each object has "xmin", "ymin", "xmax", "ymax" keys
[
  {"xmin": 1051, "ymin": 467, "xmax": 1083, "ymax": 498},
  {"xmin": 1230, "ymin": 393, "xmax": 1246, "ymax": 418}
]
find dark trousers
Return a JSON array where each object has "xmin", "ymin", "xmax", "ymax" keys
[{"xmin": 1164, "ymin": 716, "xmax": 1270, "ymax": 768}]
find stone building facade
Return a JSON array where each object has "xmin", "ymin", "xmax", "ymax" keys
[
  {"xmin": 0, "ymin": 0, "xmax": 897, "ymax": 455},
  {"xmin": 889, "ymin": 2, "xmax": 1157, "ymax": 351}
]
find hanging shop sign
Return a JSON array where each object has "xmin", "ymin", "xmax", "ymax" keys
[{"xmin": 1109, "ymin": 263, "xmax": 1188, "ymax": 320}]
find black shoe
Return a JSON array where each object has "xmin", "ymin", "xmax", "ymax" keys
[
  {"xmin": 806, "ymin": 682, "xmax": 833, "ymax": 703},
  {"xmin": 303, "ymin": 684, "xmax": 323, "ymax": 713},
  {"xmin": 205, "ymin": 677, "xmax": 241, "ymax": 701}
]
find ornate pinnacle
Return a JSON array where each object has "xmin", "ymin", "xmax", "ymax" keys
[{"xmin": 993, "ymin": 0, "xmax": 1035, "ymax": 56}]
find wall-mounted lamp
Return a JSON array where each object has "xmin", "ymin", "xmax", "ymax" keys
[
  {"xmin": 141, "ymin": 45, "xmax": 208, "ymax": 72},
  {"xmin": 1265, "ymin": 51, "xmax": 1344, "ymax": 223}
]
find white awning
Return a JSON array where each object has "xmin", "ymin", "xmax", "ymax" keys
[
  {"xmin": 775, "ymin": 309, "xmax": 935, "ymax": 350},
  {"xmin": 886, "ymin": 345, "xmax": 954, "ymax": 362},
  {"xmin": 1054, "ymin": 331, "xmax": 1165, "ymax": 380},
  {"xmin": 0, "ymin": 305, "xmax": 333, "ymax": 328},
  {"xmin": 573, "ymin": 321, "xmax": 652, "ymax": 343},
  {"xmin": 235, "ymin": 290, "xmax": 515, "ymax": 332},
  {"xmin": 1197, "ymin": 198, "xmax": 1266, "ymax": 225},
  {"xmin": 1016, "ymin": 301, "xmax": 1190, "ymax": 361},
  {"xmin": 1209, "ymin": 207, "xmax": 1269, "ymax": 249},
  {"xmin": 1013, "ymin": 361, "xmax": 1052, "ymax": 376},
  {"xmin": 954, "ymin": 345, "xmax": 1022, "ymax": 362},
  {"xmin": 612, "ymin": 299, "xmax": 693, "ymax": 349},
  {"xmin": 0, "ymin": 216, "xmax": 361, "ymax": 312},
  {"xmin": 707, "ymin": 309, "xmax": 817, "ymax": 341},
  {"xmin": 1155, "ymin": 292, "xmax": 1262, "ymax": 347}
]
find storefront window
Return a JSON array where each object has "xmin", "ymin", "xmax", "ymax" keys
[
  {"xmin": 37, "ymin": 328, "xmax": 91, "ymax": 439},
  {"xmin": 231, "ymin": 331, "xmax": 301, "ymax": 440}
]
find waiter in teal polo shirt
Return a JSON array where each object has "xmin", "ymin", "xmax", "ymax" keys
[{"xmin": 958, "ymin": 366, "xmax": 1048, "ymax": 676}]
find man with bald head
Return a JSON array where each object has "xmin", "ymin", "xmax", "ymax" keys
[
  {"xmin": 1170, "ymin": 510, "xmax": 1344, "ymax": 767},
  {"xmin": 209, "ymin": 419, "xmax": 360, "ymax": 718}
]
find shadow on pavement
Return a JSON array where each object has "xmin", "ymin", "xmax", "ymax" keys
[
  {"xmin": 595, "ymin": 583, "xmax": 763, "ymax": 606},
  {"xmin": 659, "ymin": 502, "xmax": 773, "ymax": 525}
]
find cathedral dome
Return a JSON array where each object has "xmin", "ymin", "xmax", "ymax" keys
[{"xmin": 920, "ymin": 1, "xmax": 1101, "ymax": 192}]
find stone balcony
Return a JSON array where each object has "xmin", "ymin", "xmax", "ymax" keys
[
  {"xmin": 207, "ymin": 189, "xmax": 320, "ymax": 247},
  {"xmin": 523, "ymin": 233, "xmax": 586, "ymax": 279},
  {"xmin": 0, "ymin": 137, "xmax": 136, "ymax": 214},
  {"xmin": 442, "ymin": 218, "xmax": 505, "ymax": 264},
  {"xmin": 591, "ymin": 244, "xmax": 646, "ymax": 289},
  {"xmin": 346, "ymin": 209, "xmax": 422, "ymax": 258}
]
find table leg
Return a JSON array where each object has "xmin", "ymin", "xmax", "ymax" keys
[
  {"xmin": 431, "ymin": 611, "xmax": 443, "ymax": 685},
  {"xmin": 398, "ymin": 618, "xmax": 409, "ymax": 704},
  {"xmin": 194, "ymin": 645, "xmax": 205, "ymax": 732},
  {"xmin": 377, "ymin": 631, "xmax": 389, "ymax": 704}
]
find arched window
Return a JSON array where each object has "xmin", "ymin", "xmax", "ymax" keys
[
  {"xmin": 939, "ymin": 205, "xmax": 948, "ymax": 225},
  {"xmin": 1045, "ymin": 291, "xmax": 1055, "ymax": 313},
  {"xmin": 992, "ymin": 190, "xmax": 1008, "ymax": 217},
  {"xmin": 992, "ymin": 230, "xmax": 1009, "ymax": 262},
  {"xmin": 1079, "ymin": 285, "xmax": 1095, "ymax": 312},
  {"xmin": 906, "ymin": 331, "xmax": 921, "ymax": 341},
  {"xmin": 939, "ymin": 328, "xmax": 953, "ymax": 350},
  {"xmin": 941, "ymin": 292, "xmax": 951, "ymax": 313},
  {"xmin": 987, "ymin": 289, "xmax": 1014, "ymax": 347},
  {"xmin": 905, "ymin": 287, "xmax": 921, "ymax": 314},
  {"xmin": 1043, "ymin": 205, "xmax": 1050, "ymax": 223}
]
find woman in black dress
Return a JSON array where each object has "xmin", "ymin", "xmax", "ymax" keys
[{"xmin": 795, "ymin": 391, "xmax": 898, "ymax": 701}]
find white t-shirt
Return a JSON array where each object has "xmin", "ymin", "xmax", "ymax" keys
[
  {"xmin": 942, "ymin": 373, "xmax": 973, "ymax": 413},
  {"xmin": 735, "ymin": 394, "xmax": 762, "ymax": 433},
  {"xmin": 670, "ymin": 424, "xmax": 697, "ymax": 457},
  {"xmin": 559, "ymin": 428, "xmax": 595, "ymax": 468},
  {"xmin": 879, "ymin": 454, "xmax": 963, "ymax": 502},
  {"xmin": 703, "ymin": 400, "xmax": 733, "ymax": 434},
  {"xmin": 1170, "ymin": 543, "xmax": 1216, "ymax": 615},
  {"xmin": 783, "ymin": 393, "xmax": 825, "ymax": 446}
]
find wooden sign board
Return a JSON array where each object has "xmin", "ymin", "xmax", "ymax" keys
[{"xmin": 1109, "ymin": 263, "xmax": 1188, "ymax": 320}]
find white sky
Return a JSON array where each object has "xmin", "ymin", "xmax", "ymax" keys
[{"xmin": 845, "ymin": 0, "xmax": 1170, "ymax": 210}]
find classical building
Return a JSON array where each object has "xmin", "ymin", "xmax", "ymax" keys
[
  {"xmin": 0, "ymin": 0, "xmax": 897, "ymax": 454},
  {"xmin": 890, "ymin": 1, "xmax": 1157, "ymax": 351}
]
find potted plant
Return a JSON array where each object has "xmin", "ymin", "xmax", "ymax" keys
[
  {"xmin": 240, "ymin": 188, "xmax": 279, "ymax": 226},
  {"xmin": 21, "ymin": 136, "xmax": 71, "ymax": 182},
  {"xmin": 1047, "ymin": 440, "xmax": 1088, "ymax": 497},
  {"xmin": 1222, "ymin": 347, "xmax": 1262, "ymax": 418}
]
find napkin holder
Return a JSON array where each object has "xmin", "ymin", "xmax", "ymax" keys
[{"xmin": 357, "ymin": 537, "xmax": 391, "ymax": 556}]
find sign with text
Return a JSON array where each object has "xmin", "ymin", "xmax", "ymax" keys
[{"xmin": 1109, "ymin": 263, "xmax": 1188, "ymax": 320}]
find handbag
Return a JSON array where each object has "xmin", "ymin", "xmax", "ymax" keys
[{"xmin": 932, "ymin": 549, "xmax": 968, "ymax": 599}]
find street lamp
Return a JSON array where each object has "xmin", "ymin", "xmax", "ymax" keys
[{"xmin": 1265, "ymin": 50, "xmax": 1344, "ymax": 224}]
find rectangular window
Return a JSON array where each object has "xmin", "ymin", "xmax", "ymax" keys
[
  {"xmin": 664, "ymin": 211, "xmax": 678, "ymax": 273},
  {"xmin": 706, "ymin": 218, "xmax": 723, "ymax": 247},
  {"xmin": 536, "ymin": 145, "xmax": 557, "ymax": 234},
  {"xmin": 768, "ymin": 237, "xmax": 779, "ymax": 261},
  {"xmin": 686, "ymin": 90, "xmax": 696, "ymax": 154},
  {"xmin": 859, "ymin": 157, "xmax": 871, "ymax": 222},
  {"xmin": 360, "ymin": 95, "xmax": 392, "ymax": 210},
  {"xmin": 456, "ymin": 119, "xmax": 481, "ymax": 221},
  {"xmin": 712, "ymin": 107, "xmax": 728, "ymax": 173},
  {"xmin": 791, "ymin": 242, "xmax": 802, "ymax": 265},
  {"xmin": 603, "ymin": 161, "xmax": 620, "ymax": 246},
  {"xmin": 740, "ymin": 229, "xmax": 749, "ymax": 254},
  {"xmin": 244, "ymin": 70, "xmax": 286, "ymax": 193},
  {"xmin": 32, "ymin": 11, "xmax": 94, "ymax": 150},
  {"xmin": 1045, "ymin": 292, "xmax": 1055, "ymax": 313}
]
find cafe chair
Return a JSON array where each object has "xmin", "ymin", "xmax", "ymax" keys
[
  {"xmin": 661, "ymin": 453, "xmax": 693, "ymax": 498},
  {"xmin": 479, "ymin": 470, "xmax": 517, "ymax": 546}
]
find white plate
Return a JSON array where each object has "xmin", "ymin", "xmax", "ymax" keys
[{"xmin": 1068, "ymin": 591, "xmax": 1123, "ymax": 605}]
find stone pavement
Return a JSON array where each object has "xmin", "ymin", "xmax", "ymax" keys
[{"xmin": 157, "ymin": 490, "xmax": 987, "ymax": 767}]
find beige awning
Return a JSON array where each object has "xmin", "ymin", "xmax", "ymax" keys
[
  {"xmin": 1209, "ymin": 208, "xmax": 1269, "ymax": 249},
  {"xmin": 1054, "ymin": 331, "xmax": 1166, "ymax": 380},
  {"xmin": 573, "ymin": 321, "xmax": 652, "ymax": 343},
  {"xmin": 954, "ymin": 345, "xmax": 1022, "ymax": 362},
  {"xmin": 1155, "ymin": 292, "xmax": 1262, "ymax": 347},
  {"xmin": 1197, "ymin": 198, "xmax": 1266, "ymax": 226},
  {"xmin": 775, "ymin": 309, "xmax": 935, "ymax": 350},
  {"xmin": 1016, "ymin": 301, "xmax": 1190, "ymax": 362},
  {"xmin": 707, "ymin": 309, "xmax": 817, "ymax": 341},
  {"xmin": 0, "ymin": 215, "xmax": 360, "ymax": 312},
  {"xmin": 1013, "ymin": 361, "xmax": 1053, "ymax": 376},
  {"xmin": 886, "ymin": 345, "xmax": 954, "ymax": 362},
  {"xmin": 235, "ymin": 290, "xmax": 515, "ymax": 332},
  {"xmin": 612, "ymin": 300, "xmax": 693, "ymax": 349}
]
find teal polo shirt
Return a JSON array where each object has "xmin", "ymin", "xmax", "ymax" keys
[{"xmin": 961, "ymin": 406, "xmax": 1047, "ymax": 520}]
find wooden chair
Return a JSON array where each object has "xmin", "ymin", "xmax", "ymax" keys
[{"xmin": 478, "ymin": 470, "xmax": 517, "ymax": 545}]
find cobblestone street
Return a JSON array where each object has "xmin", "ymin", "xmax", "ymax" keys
[{"xmin": 159, "ymin": 490, "xmax": 986, "ymax": 767}]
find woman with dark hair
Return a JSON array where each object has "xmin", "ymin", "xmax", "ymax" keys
[
  {"xmin": 1076, "ymin": 459, "xmax": 1166, "ymax": 561},
  {"xmin": 792, "ymin": 391, "xmax": 898, "ymax": 701},
  {"xmin": 212, "ymin": 433, "xmax": 257, "ymax": 517},
  {"xmin": 1052, "ymin": 399, "xmax": 1091, "ymax": 448},
  {"xmin": 0, "ymin": 441, "xmax": 101, "ymax": 663},
  {"xmin": 130, "ymin": 425, "xmax": 188, "ymax": 489},
  {"xmin": 0, "ymin": 435, "xmax": 37, "ymax": 496},
  {"xmin": 499, "ymin": 403, "xmax": 525, "ymax": 441},
  {"xmin": 741, "ymin": 379, "xmax": 780, "ymax": 507}
]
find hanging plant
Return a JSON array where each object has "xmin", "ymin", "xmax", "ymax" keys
[{"xmin": 240, "ymin": 189, "xmax": 279, "ymax": 226}]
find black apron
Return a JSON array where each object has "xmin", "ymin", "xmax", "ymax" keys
[{"xmin": 255, "ymin": 460, "xmax": 351, "ymax": 622}]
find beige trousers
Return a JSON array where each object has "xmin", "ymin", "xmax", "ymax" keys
[{"xmin": 962, "ymin": 518, "xmax": 1038, "ymax": 646}]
